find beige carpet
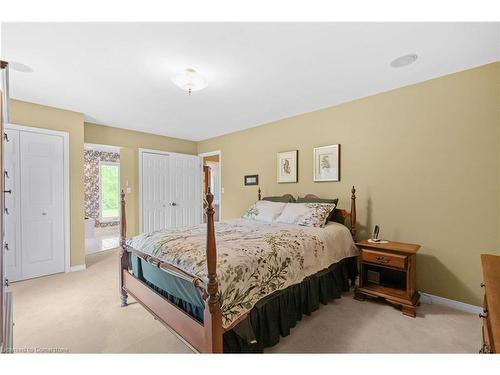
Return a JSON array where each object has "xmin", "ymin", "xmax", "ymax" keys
[{"xmin": 10, "ymin": 249, "xmax": 481, "ymax": 353}]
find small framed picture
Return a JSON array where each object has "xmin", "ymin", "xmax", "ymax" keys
[
  {"xmin": 313, "ymin": 144, "xmax": 340, "ymax": 182},
  {"xmin": 244, "ymin": 175, "xmax": 259, "ymax": 186},
  {"xmin": 277, "ymin": 150, "xmax": 298, "ymax": 183}
]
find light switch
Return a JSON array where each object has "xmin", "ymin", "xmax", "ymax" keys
[{"xmin": 221, "ymin": 187, "xmax": 224, "ymax": 194}]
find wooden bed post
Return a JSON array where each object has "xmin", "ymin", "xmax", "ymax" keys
[
  {"xmin": 258, "ymin": 187, "xmax": 261, "ymax": 200},
  {"xmin": 119, "ymin": 190, "xmax": 129, "ymax": 307},
  {"xmin": 350, "ymin": 186, "xmax": 357, "ymax": 240},
  {"xmin": 203, "ymin": 188, "xmax": 223, "ymax": 353}
]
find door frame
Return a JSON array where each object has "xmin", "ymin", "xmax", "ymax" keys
[
  {"xmin": 4, "ymin": 123, "xmax": 71, "ymax": 273},
  {"xmin": 198, "ymin": 150, "xmax": 222, "ymax": 221},
  {"xmin": 138, "ymin": 148, "xmax": 202, "ymax": 233}
]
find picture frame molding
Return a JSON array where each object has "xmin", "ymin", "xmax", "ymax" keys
[
  {"xmin": 313, "ymin": 144, "xmax": 340, "ymax": 182},
  {"xmin": 277, "ymin": 149, "xmax": 298, "ymax": 183},
  {"xmin": 244, "ymin": 174, "xmax": 259, "ymax": 186}
]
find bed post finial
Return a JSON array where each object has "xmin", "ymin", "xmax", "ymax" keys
[
  {"xmin": 258, "ymin": 187, "xmax": 261, "ymax": 200},
  {"xmin": 119, "ymin": 189, "xmax": 129, "ymax": 307},
  {"xmin": 204, "ymin": 189, "xmax": 223, "ymax": 352},
  {"xmin": 350, "ymin": 186, "xmax": 357, "ymax": 240}
]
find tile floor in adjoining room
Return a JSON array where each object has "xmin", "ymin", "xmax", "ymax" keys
[{"xmin": 85, "ymin": 227, "xmax": 120, "ymax": 254}]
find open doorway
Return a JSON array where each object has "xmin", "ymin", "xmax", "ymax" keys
[
  {"xmin": 84, "ymin": 143, "xmax": 121, "ymax": 254},
  {"xmin": 199, "ymin": 151, "xmax": 221, "ymax": 222}
]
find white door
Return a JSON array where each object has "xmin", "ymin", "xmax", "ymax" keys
[
  {"xmin": 3, "ymin": 129, "xmax": 21, "ymax": 281},
  {"xmin": 20, "ymin": 130, "xmax": 65, "ymax": 279},
  {"xmin": 142, "ymin": 152, "xmax": 171, "ymax": 232},
  {"xmin": 141, "ymin": 151, "xmax": 201, "ymax": 232},
  {"xmin": 170, "ymin": 154, "xmax": 202, "ymax": 228}
]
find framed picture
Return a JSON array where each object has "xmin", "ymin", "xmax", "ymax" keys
[
  {"xmin": 277, "ymin": 150, "xmax": 298, "ymax": 183},
  {"xmin": 313, "ymin": 144, "xmax": 340, "ymax": 182},
  {"xmin": 244, "ymin": 174, "xmax": 259, "ymax": 186}
]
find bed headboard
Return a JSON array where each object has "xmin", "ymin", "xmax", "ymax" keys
[{"xmin": 258, "ymin": 186, "xmax": 357, "ymax": 240}]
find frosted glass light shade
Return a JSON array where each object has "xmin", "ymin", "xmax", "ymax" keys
[{"xmin": 171, "ymin": 68, "xmax": 208, "ymax": 94}]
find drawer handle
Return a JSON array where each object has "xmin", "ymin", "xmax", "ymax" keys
[
  {"xmin": 479, "ymin": 312, "xmax": 488, "ymax": 319},
  {"xmin": 375, "ymin": 256, "xmax": 390, "ymax": 264},
  {"xmin": 481, "ymin": 283, "xmax": 485, "ymax": 288}
]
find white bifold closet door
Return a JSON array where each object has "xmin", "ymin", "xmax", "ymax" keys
[
  {"xmin": 4, "ymin": 128, "xmax": 65, "ymax": 281},
  {"xmin": 141, "ymin": 151, "xmax": 201, "ymax": 233},
  {"xmin": 142, "ymin": 152, "xmax": 171, "ymax": 231}
]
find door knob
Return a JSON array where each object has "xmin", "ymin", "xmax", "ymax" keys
[
  {"xmin": 171, "ymin": 202, "xmax": 177, "ymax": 206},
  {"xmin": 4, "ymin": 171, "xmax": 9, "ymax": 179},
  {"xmin": 3, "ymin": 189, "xmax": 12, "ymax": 194},
  {"xmin": 42, "ymin": 212, "xmax": 47, "ymax": 216},
  {"xmin": 3, "ymin": 133, "xmax": 9, "ymax": 142},
  {"xmin": 4, "ymin": 207, "xmax": 9, "ymax": 215},
  {"xmin": 4, "ymin": 242, "xmax": 9, "ymax": 251}
]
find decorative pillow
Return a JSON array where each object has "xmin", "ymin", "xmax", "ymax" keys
[
  {"xmin": 296, "ymin": 197, "xmax": 339, "ymax": 221},
  {"xmin": 242, "ymin": 201, "xmax": 287, "ymax": 222},
  {"xmin": 275, "ymin": 202, "xmax": 337, "ymax": 228},
  {"xmin": 262, "ymin": 195, "xmax": 296, "ymax": 203}
]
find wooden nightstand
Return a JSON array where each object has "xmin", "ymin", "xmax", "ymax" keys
[{"xmin": 354, "ymin": 240, "xmax": 421, "ymax": 317}]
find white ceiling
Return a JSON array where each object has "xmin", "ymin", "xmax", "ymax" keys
[{"xmin": 1, "ymin": 22, "xmax": 499, "ymax": 141}]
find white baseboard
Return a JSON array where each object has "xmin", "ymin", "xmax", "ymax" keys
[
  {"xmin": 69, "ymin": 264, "xmax": 86, "ymax": 272},
  {"xmin": 419, "ymin": 292, "xmax": 482, "ymax": 314}
]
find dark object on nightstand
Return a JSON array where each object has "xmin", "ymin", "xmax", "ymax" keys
[{"xmin": 354, "ymin": 240, "xmax": 421, "ymax": 317}]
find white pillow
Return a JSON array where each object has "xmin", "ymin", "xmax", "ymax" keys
[
  {"xmin": 242, "ymin": 201, "xmax": 287, "ymax": 222},
  {"xmin": 275, "ymin": 203, "xmax": 337, "ymax": 228}
]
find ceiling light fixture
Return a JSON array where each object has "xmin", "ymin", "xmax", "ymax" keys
[
  {"xmin": 390, "ymin": 54, "xmax": 418, "ymax": 68},
  {"xmin": 171, "ymin": 68, "xmax": 208, "ymax": 95}
]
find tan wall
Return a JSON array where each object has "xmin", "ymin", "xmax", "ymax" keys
[
  {"xmin": 198, "ymin": 62, "xmax": 500, "ymax": 306},
  {"xmin": 9, "ymin": 99, "xmax": 85, "ymax": 267},
  {"xmin": 84, "ymin": 123, "xmax": 197, "ymax": 237}
]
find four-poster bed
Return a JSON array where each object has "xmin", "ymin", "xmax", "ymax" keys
[{"xmin": 119, "ymin": 186, "xmax": 358, "ymax": 353}]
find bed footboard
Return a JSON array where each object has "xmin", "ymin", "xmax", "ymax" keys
[{"xmin": 118, "ymin": 190, "xmax": 223, "ymax": 353}]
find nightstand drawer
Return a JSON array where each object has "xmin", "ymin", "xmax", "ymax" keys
[{"xmin": 361, "ymin": 249, "xmax": 407, "ymax": 269}]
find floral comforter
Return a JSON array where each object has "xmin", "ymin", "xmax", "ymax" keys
[{"xmin": 126, "ymin": 219, "xmax": 358, "ymax": 328}]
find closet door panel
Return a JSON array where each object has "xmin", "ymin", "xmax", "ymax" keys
[
  {"xmin": 20, "ymin": 131, "xmax": 65, "ymax": 279},
  {"xmin": 170, "ymin": 154, "xmax": 201, "ymax": 228},
  {"xmin": 142, "ymin": 152, "xmax": 170, "ymax": 233}
]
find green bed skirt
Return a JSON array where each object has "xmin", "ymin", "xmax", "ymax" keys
[{"xmin": 131, "ymin": 254, "xmax": 357, "ymax": 353}]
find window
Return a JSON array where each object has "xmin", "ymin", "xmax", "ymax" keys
[{"xmin": 100, "ymin": 162, "xmax": 120, "ymax": 221}]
